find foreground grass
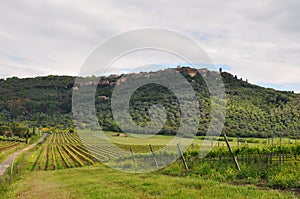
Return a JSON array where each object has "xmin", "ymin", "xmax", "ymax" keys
[{"xmin": 1, "ymin": 164, "xmax": 297, "ymax": 199}]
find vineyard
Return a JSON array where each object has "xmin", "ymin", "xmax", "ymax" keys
[
  {"xmin": 13, "ymin": 132, "xmax": 300, "ymax": 175},
  {"xmin": 21, "ymin": 132, "xmax": 177, "ymax": 171},
  {"xmin": 26, "ymin": 132, "xmax": 119, "ymax": 170},
  {"xmin": 0, "ymin": 141, "xmax": 25, "ymax": 164},
  {"xmin": 0, "ymin": 141, "xmax": 21, "ymax": 152},
  {"xmin": 1, "ymin": 132, "xmax": 299, "ymax": 193}
]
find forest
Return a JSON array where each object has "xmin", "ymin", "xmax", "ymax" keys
[{"xmin": 0, "ymin": 66, "xmax": 299, "ymax": 138}]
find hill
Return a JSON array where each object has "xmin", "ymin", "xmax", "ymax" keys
[{"xmin": 0, "ymin": 66, "xmax": 299, "ymax": 138}]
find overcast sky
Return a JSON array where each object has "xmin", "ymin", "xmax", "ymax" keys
[{"xmin": 0, "ymin": 0, "xmax": 299, "ymax": 92}]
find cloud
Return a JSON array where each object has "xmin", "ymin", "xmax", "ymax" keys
[{"xmin": 0, "ymin": 0, "xmax": 299, "ymax": 91}]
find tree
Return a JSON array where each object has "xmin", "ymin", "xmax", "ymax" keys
[
  {"xmin": 0, "ymin": 125, "xmax": 11, "ymax": 136},
  {"xmin": 10, "ymin": 123, "xmax": 27, "ymax": 138}
]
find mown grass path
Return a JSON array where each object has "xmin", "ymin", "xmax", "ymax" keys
[
  {"xmin": 2, "ymin": 165, "xmax": 298, "ymax": 199},
  {"xmin": 0, "ymin": 134, "xmax": 47, "ymax": 175}
]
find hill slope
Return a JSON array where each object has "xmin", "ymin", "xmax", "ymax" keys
[{"xmin": 0, "ymin": 67, "xmax": 299, "ymax": 138}]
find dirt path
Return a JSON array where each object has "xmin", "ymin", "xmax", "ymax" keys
[{"xmin": 0, "ymin": 134, "xmax": 48, "ymax": 175}]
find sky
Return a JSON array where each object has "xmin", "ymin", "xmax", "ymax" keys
[{"xmin": 0, "ymin": 0, "xmax": 299, "ymax": 93}]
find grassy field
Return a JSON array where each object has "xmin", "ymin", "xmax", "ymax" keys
[
  {"xmin": 1, "ymin": 164, "xmax": 298, "ymax": 199},
  {"xmin": 0, "ymin": 132, "xmax": 299, "ymax": 198},
  {"xmin": 103, "ymin": 131, "xmax": 296, "ymax": 147}
]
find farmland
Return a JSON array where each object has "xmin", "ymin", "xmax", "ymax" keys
[
  {"xmin": 1, "ymin": 130, "xmax": 299, "ymax": 198},
  {"xmin": 1, "ymin": 131, "xmax": 300, "ymax": 198},
  {"xmin": 0, "ymin": 141, "xmax": 21, "ymax": 152},
  {"xmin": 0, "ymin": 141, "xmax": 24, "ymax": 163},
  {"xmin": 21, "ymin": 132, "xmax": 127, "ymax": 171},
  {"xmin": 3, "ymin": 132, "xmax": 300, "ymax": 171},
  {"xmin": 12, "ymin": 132, "xmax": 179, "ymax": 172},
  {"xmin": 14, "ymin": 131, "xmax": 299, "ymax": 172}
]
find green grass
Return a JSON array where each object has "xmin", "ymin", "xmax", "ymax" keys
[
  {"xmin": 103, "ymin": 131, "xmax": 195, "ymax": 145},
  {"xmin": 104, "ymin": 131, "xmax": 296, "ymax": 148},
  {"xmin": 1, "ymin": 164, "xmax": 298, "ymax": 199},
  {"xmin": 1, "ymin": 132, "xmax": 299, "ymax": 198}
]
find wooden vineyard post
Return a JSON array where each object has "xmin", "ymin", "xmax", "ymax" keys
[
  {"xmin": 279, "ymin": 134, "xmax": 283, "ymax": 165},
  {"xmin": 270, "ymin": 150, "xmax": 273, "ymax": 165},
  {"xmin": 223, "ymin": 134, "xmax": 241, "ymax": 171},
  {"xmin": 10, "ymin": 159, "xmax": 14, "ymax": 184},
  {"xmin": 280, "ymin": 134, "xmax": 282, "ymax": 146},
  {"xmin": 265, "ymin": 154, "xmax": 269, "ymax": 170},
  {"xmin": 149, "ymin": 144, "xmax": 158, "ymax": 168},
  {"xmin": 130, "ymin": 147, "xmax": 137, "ymax": 168},
  {"xmin": 177, "ymin": 143, "xmax": 189, "ymax": 171}
]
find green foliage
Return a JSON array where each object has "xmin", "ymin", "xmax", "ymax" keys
[
  {"xmin": 165, "ymin": 144, "xmax": 300, "ymax": 190},
  {"xmin": 268, "ymin": 164, "xmax": 300, "ymax": 189},
  {"xmin": 0, "ymin": 125, "xmax": 11, "ymax": 136},
  {"xmin": 0, "ymin": 67, "xmax": 299, "ymax": 137}
]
